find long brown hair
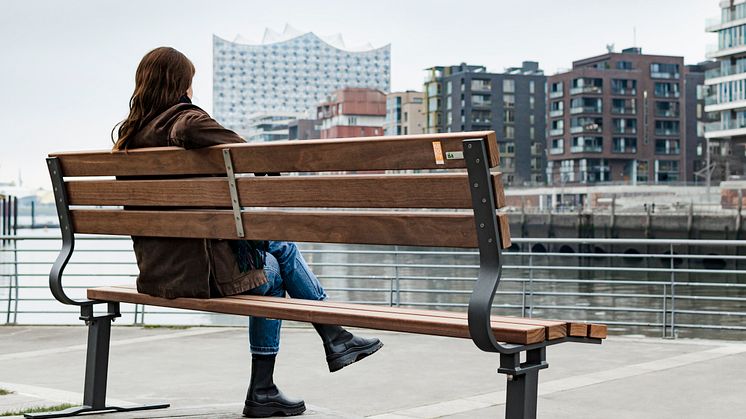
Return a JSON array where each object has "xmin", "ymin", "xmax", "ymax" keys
[{"xmin": 112, "ymin": 47, "xmax": 195, "ymax": 150}]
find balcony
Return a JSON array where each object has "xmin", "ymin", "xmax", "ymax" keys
[
  {"xmin": 549, "ymin": 128, "xmax": 564, "ymax": 136},
  {"xmin": 611, "ymin": 107, "xmax": 636, "ymax": 115},
  {"xmin": 549, "ymin": 91, "xmax": 563, "ymax": 99},
  {"xmin": 549, "ymin": 109, "xmax": 564, "ymax": 117},
  {"xmin": 611, "ymin": 88, "xmax": 636, "ymax": 96},
  {"xmin": 549, "ymin": 147, "xmax": 564, "ymax": 155},
  {"xmin": 655, "ymin": 128, "xmax": 679, "ymax": 136},
  {"xmin": 570, "ymin": 106, "xmax": 602, "ymax": 115},
  {"xmin": 570, "ymin": 124, "xmax": 602, "ymax": 134},
  {"xmin": 651, "ymin": 72, "xmax": 680, "ymax": 80},
  {"xmin": 705, "ymin": 62, "xmax": 746, "ymax": 79},
  {"xmin": 613, "ymin": 127, "xmax": 637, "ymax": 135},
  {"xmin": 571, "ymin": 145, "xmax": 603, "ymax": 153},
  {"xmin": 569, "ymin": 86, "xmax": 602, "ymax": 95},
  {"xmin": 654, "ymin": 90, "xmax": 680, "ymax": 99},
  {"xmin": 471, "ymin": 101, "xmax": 492, "ymax": 108},
  {"xmin": 655, "ymin": 109, "xmax": 679, "ymax": 118},
  {"xmin": 704, "ymin": 119, "xmax": 746, "ymax": 137},
  {"xmin": 612, "ymin": 146, "xmax": 637, "ymax": 154},
  {"xmin": 471, "ymin": 81, "xmax": 492, "ymax": 92}
]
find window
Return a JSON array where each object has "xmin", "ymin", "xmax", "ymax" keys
[
  {"xmin": 636, "ymin": 160, "xmax": 649, "ymax": 183},
  {"xmin": 530, "ymin": 96, "xmax": 535, "ymax": 110},
  {"xmin": 655, "ymin": 101, "xmax": 679, "ymax": 117},
  {"xmin": 655, "ymin": 139, "xmax": 680, "ymax": 155},
  {"xmin": 550, "ymin": 81, "xmax": 563, "ymax": 97},
  {"xmin": 612, "ymin": 118, "xmax": 637, "ymax": 134},
  {"xmin": 611, "ymin": 79, "xmax": 637, "ymax": 95},
  {"xmin": 654, "ymin": 82, "xmax": 680, "ymax": 98},
  {"xmin": 503, "ymin": 79, "xmax": 515, "ymax": 93},
  {"xmin": 655, "ymin": 160, "xmax": 679, "ymax": 182},
  {"xmin": 550, "ymin": 138, "xmax": 564, "ymax": 154},
  {"xmin": 650, "ymin": 63, "xmax": 680, "ymax": 79},
  {"xmin": 571, "ymin": 136, "xmax": 603, "ymax": 153},
  {"xmin": 529, "ymin": 80, "xmax": 535, "ymax": 94},
  {"xmin": 446, "ymin": 81, "xmax": 452, "ymax": 94},
  {"xmin": 655, "ymin": 120, "xmax": 679, "ymax": 135},
  {"xmin": 499, "ymin": 142, "xmax": 516, "ymax": 155},
  {"xmin": 504, "ymin": 94, "xmax": 515, "ymax": 108},
  {"xmin": 504, "ymin": 109, "xmax": 515, "ymax": 123},
  {"xmin": 616, "ymin": 60, "xmax": 633, "ymax": 70},
  {"xmin": 612, "ymin": 137, "xmax": 637, "ymax": 153},
  {"xmin": 530, "ymin": 127, "xmax": 535, "ymax": 140},
  {"xmin": 503, "ymin": 125, "xmax": 515, "ymax": 139}
]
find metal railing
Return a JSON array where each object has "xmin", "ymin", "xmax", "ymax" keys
[{"xmin": 1, "ymin": 235, "xmax": 745, "ymax": 340}]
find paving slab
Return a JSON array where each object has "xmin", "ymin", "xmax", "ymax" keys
[{"xmin": 0, "ymin": 326, "xmax": 745, "ymax": 418}]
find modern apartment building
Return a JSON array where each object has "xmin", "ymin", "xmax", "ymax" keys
[
  {"xmin": 316, "ymin": 88, "xmax": 386, "ymax": 139},
  {"xmin": 288, "ymin": 119, "xmax": 321, "ymax": 140},
  {"xmin": 546, "ymin": 48, "xmax": 702, "ymax": 185},
  {"xmin": 704, "ymin": 0, "xmax": 746, "ymax": 180},
  {"xmin": 213, "ymin": 25, "xmax": 390, "ymax": 138},
  {"xmin": 245, "ymin": 113, "xmax": 299, "ymax": 142},
  {"xmin": 385, "ymin": 91, "xmax": 425, "ymax": 136},
  {"xmin": 423, "ymin": 62, "xmax": 546, "ymax": 185}
]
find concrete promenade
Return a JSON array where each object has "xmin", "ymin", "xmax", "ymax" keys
[{"xmin": 1, "ymin": 325, "xmax": 745, "ymax": 418}]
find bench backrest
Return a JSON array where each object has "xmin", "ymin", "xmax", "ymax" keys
[
  {"xmin": 48, "ymin": 131, "xmax": 510, "ymax": 249},
  {"xmin": 49, "ymin": 130, "xmax": 516, "ymax": 352}
]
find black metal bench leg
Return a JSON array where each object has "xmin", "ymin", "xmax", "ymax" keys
[
  {"xmin": 25, "ymin": 303, "xmax": 170, "ymax": 418},
  {"xmin": 499, "ymin": 348, "xmax": 548, "ymax": 419}
]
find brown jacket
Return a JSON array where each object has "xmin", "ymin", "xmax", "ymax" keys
[{"xmin": 125, "ymin": 103, "xmax": 267, "ymax": 299}]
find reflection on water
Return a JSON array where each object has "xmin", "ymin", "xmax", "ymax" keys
[{"xmin": 2, "ymin": 229, "xmax": 745, "ymax": 341}]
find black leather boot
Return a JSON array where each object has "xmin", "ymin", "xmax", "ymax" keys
[
  {"xmin": 313, "ymin": 324, "xmax": 383, "ymax": 372},
  {"xmin": 243, "ymin": 355, "xmax": 305, "ymax": 417}
]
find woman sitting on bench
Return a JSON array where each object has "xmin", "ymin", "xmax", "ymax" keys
[{"xmin": 111, "ymin": 46, "xmax": 383, "ymax": 418}]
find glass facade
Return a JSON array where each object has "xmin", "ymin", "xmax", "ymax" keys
[{"xmin": 213, "ymin": 33, "xmax": 390, "ymax": 137}]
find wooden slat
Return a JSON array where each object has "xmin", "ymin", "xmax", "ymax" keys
[
  {"xmin": 52, "ymin": 132, "xmax": 499, "ymax": 177},
  {"xmin": 71, "ymin": 209, "xmax": 512, "ymax": 249},
  {"xmin": 588, "ymin": 323, "xmax": 608, "ymax": 339},
  {"xmin": 65, "ymin": 173, "xmax": 507, "ymax": 209},
  {"xmin": 568, "ymin": 322, "xmax": 590, "ymax": 337},
  {"xmin": 226, "ymin": 295, "xmax": 567, "ymax": 340},
  {"xmin": 87, "ymin": 285, "xmax": 543, "ymax": 344}
]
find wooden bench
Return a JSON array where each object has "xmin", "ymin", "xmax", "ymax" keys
[{"xmin": 35, "ymin": 131, "xmax": 606, "ymax": 419}]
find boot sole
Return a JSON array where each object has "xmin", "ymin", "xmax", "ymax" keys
[
  {"xmin": 243, "ymin": 400, "xmax": 306, "ymax": 417},
  {"xmin": 327, "ymin": 340, "xmax": 384, "ymax": 373}
]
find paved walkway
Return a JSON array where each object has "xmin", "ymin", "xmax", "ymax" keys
[{"xmin": 1, "ymin": 325, "xmax": 745, "ymax": 418}]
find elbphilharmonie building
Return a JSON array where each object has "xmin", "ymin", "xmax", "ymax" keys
[{"xmin": 213, "ymin": 25, "xmax": 391, "ymax": 138}]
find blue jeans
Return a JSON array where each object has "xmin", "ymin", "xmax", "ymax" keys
[{"xmin": 245, "ymin": 241, "xmax": 327, "ymax": 355}]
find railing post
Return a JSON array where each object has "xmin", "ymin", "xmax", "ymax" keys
[
  {"xmin": 661, "ymin": 284, "xmax": 667, "ymax": 339},
  {"xmin": 669, "ymin": 243, "xmax": 676, "ymax": 339},
  {"xmin": 11, "ymin": 237, "xmax": 18, "ymax": 324},
  {"xmin": 528, "ymin": 244, "xmax": 534, "ymax": 318},
  {"xmin": 394, "ymin": 245, "xmax": 401, "ymax": 307}
]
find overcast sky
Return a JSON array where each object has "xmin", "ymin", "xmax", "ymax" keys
[{"xmin": 0, "ymin": 0, "xmax": 716, "ymax": 190}]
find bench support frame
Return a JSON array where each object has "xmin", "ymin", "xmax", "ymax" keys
[
  {"xmin": 464, "ymin": 140, "xmax": 601, "ymax": 419},
  {"xmin": 28, "ymin": 160, "xmax": 170, "ymax": 418}
]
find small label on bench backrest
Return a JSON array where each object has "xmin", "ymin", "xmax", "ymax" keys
[
  {"xmin": 432, "ymin": 141, "xmax": 445, "ymax": 165},
  {"xmin": 445, "ymin": 151, "xmax": 464, "ymax": 160}
]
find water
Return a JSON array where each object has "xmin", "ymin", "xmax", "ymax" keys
[{"xmin": 2, "ymin": 228, "xmax": 745, "ymax": 340}]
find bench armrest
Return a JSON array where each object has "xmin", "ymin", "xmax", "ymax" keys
[
  {"xmin": 48, "ymin": 157, "xmax": 97, "ymax": 306},
  {"xmin": 463, "ymin": 139, "xmax": 510, "ymax": 353}
]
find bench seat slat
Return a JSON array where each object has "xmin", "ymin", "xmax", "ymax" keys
[
  {"xmin": 65, "ymin": 173, "xmax": 507, "ymax": 209},
  {"xmin": 87, "ymin": 286, "xmax": 543, "ymax": 345},
  {"xmin": 52, "ymin": 132, "xmax": 499, "ymax": 177},
  {"xmin": 71, "ymin": 209, "xmax": 512, "ymax": 249},
  {"xmin": 226, "ymin": 295, "xmax": 569, "ymax": 340}
]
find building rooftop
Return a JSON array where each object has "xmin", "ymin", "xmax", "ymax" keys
[{"xmin": 225, "ymin": 24, "xmax": 386, "ymax": 52}]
